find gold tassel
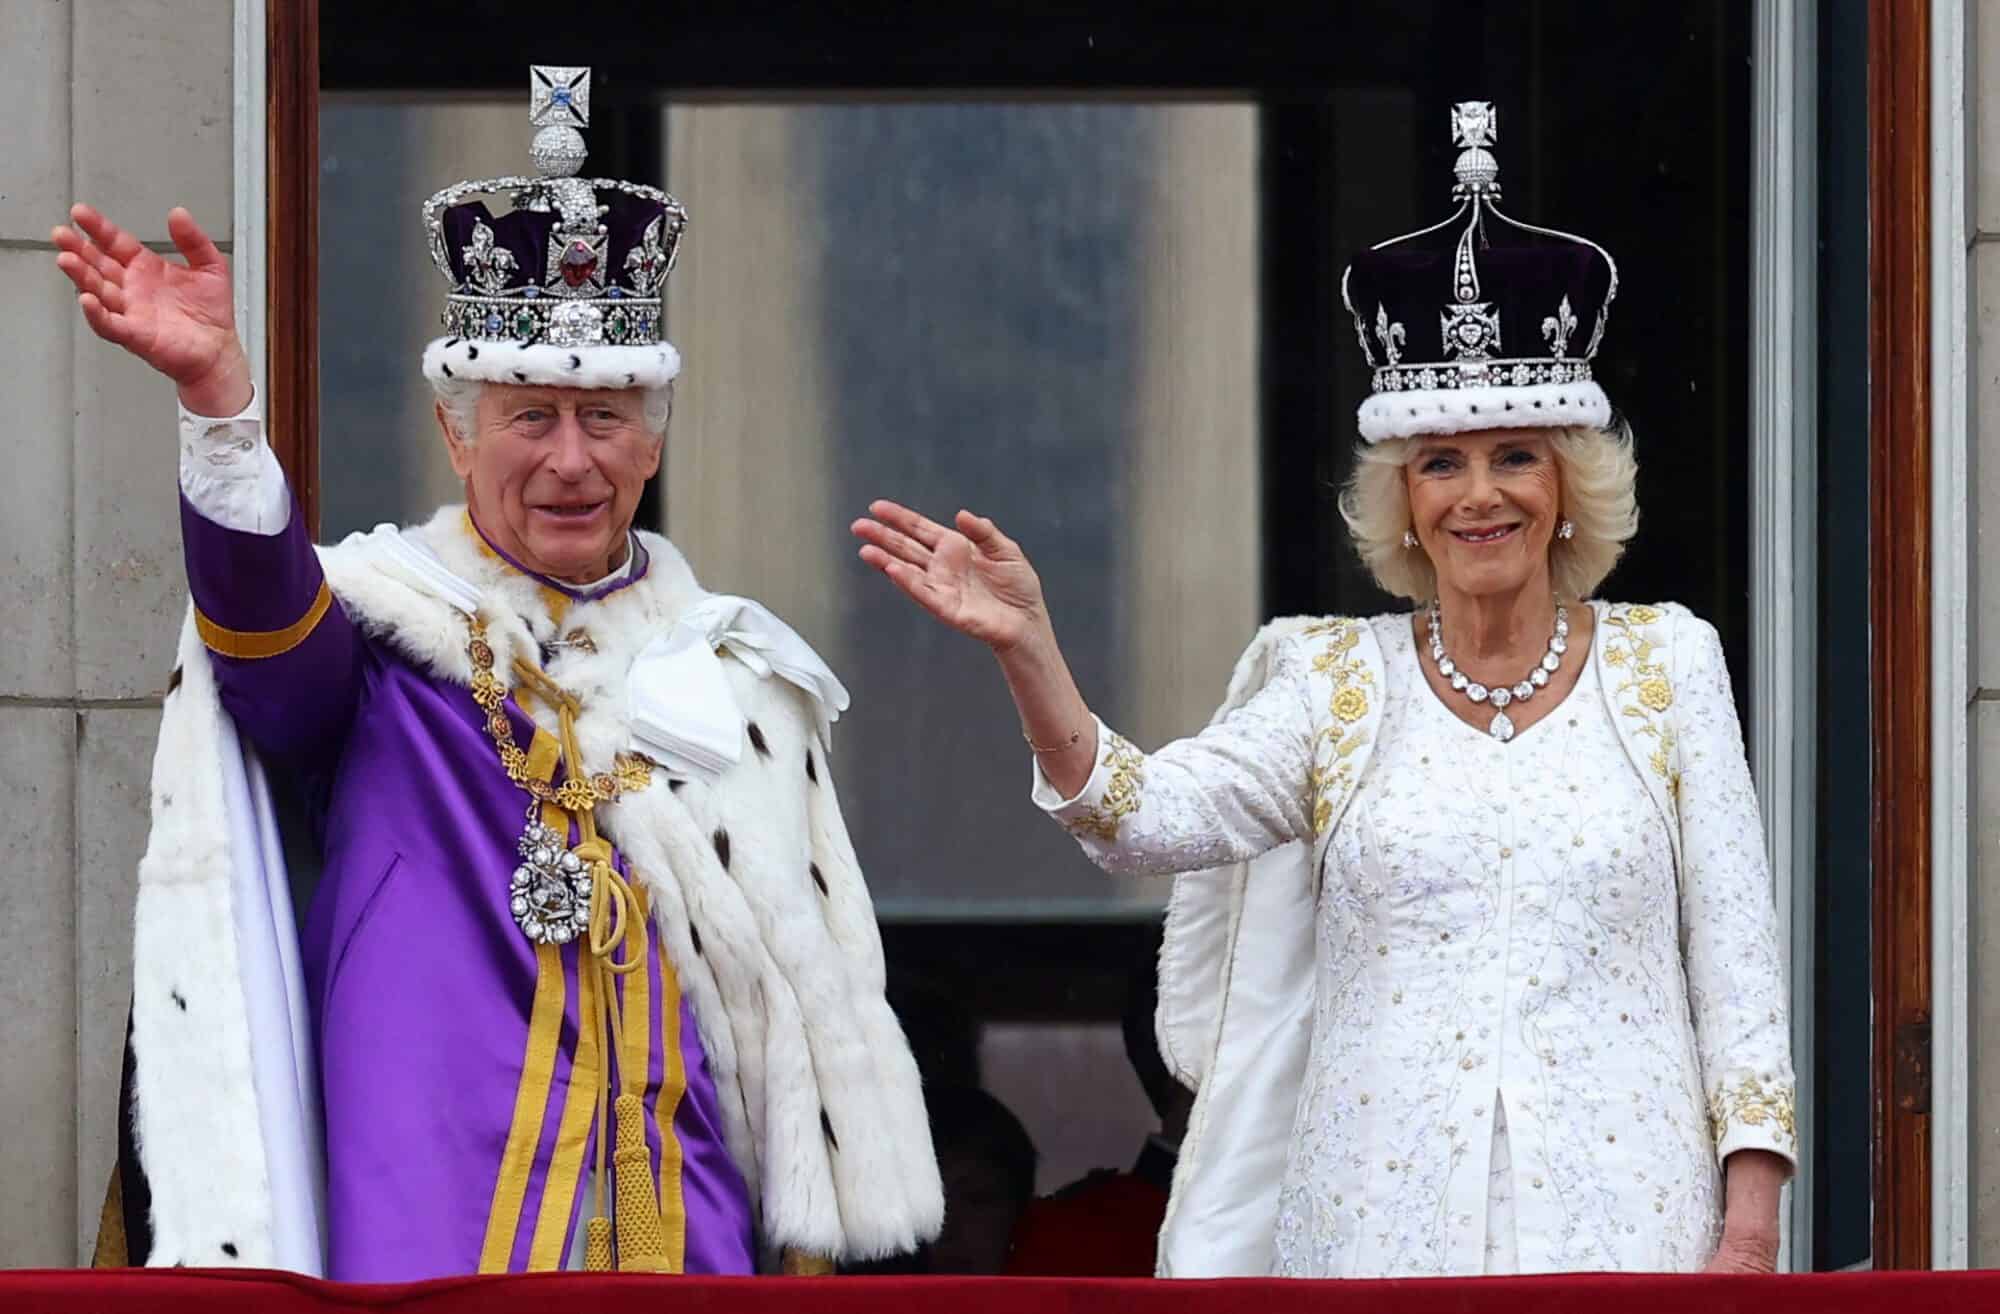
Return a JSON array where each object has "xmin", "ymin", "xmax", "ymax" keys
[
  {"xmin": 613, "ymin": 1093, "xmax": 671, "ymax": 1272},
  {"xmin": 584, "ymin": 1215, "xmax": 614, "ymax": 1271}
]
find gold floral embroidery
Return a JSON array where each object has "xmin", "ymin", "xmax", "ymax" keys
[
  {"xmin": 1331, "ymin": 685, "xmax": 1370, "ymax": 724},
  {"xmin": 1065, "ymin": 731, "xmax": 1146, "ymax": 843},
  {"xmin": 1707, "ymin": 1075, "xmax": 1798, "ymax": 1147},
  {"xmin": 1602, "ymin": 605, "xmax": 1679, "ymax": 793},
  {"xmin": 1307, "ymin": 621, "xmax": 1376, "ymax": 836}
]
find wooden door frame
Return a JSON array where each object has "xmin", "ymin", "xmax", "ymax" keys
[
  {"xmin": 262, "ymin": 0, "xmax": 1942, "ymax": 1268},
  {"xmin": 266, "ymin": 0, "xmax": 317, "ymax": 528},
  {"xmin": 1866, "ymin": 0, "xmax": 1933, "ymax": 1271}
]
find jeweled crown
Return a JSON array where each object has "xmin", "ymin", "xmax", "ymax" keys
[
  {"xmin": 1341, "ymin": 101, "xmax": 1619, "ymax": 443},
  {"xmin": 422, "ymin": 66, "xmax": 687, "ymax": 351}
]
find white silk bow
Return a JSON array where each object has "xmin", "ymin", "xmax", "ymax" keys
[{"xmin": 627, "ymin": 595, "xmax": 850, "ymax": 783}]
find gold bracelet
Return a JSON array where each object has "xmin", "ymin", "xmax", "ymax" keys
[{"xmin": 1023, "ymin": 723, "xmax": 1083, "ymax": 755}]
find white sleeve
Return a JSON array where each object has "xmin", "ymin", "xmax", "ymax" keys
[
  {"xmin": 1029, "ymin": 635, "xmax": 1319, "ymax": 876},
  {"xmin": 1672, "ymin": 613, "xmax": 1799, "ymax": 1169},
  {"xmin": 178, "ymin": 389, "xmax": 292, "ymax": 534}
]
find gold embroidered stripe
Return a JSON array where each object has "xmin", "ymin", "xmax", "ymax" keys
[
  {"xmin": 475, "ymin": 728, "xmax": 566, "ymax": 1273},
  {"xmin": 653, "ymin": 930, "xmax": 689, "ymax": 1272},
  {"xmin": 194, "ymin": 580, "xmax": 334, "ymax": 659},
  {"xmin": 528, "ymin": 831, "xmax": 604, "ymax": 1271}
]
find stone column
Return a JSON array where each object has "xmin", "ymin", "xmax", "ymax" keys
[
  {"xmin": 1968, "ymin": 0, "xmax": 2000, "ymax": 1269},
  {"xmin": 0, "ymin": 0, "xmax": 235, "ymax": 1265}
]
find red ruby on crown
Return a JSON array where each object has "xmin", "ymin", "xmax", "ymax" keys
[{"xmin": 559, "ymin": 240, "xmax": 598, "ymax": 288}]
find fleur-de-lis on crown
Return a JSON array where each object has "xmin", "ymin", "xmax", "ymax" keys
[
  {"xmin": 1541, "ymin": 294, "xmax": 1579, "ymax": 357},
  {"xmin": 1375, "ymin": 304, "xmax": 1406, "ymax": 366},
  {"xmin": 462, "ymin": 220, "xmax": 518, "ymax": 294},
  {"xmin": 622, "ymin": 215, "xmax": 671, "ymax": 296}
]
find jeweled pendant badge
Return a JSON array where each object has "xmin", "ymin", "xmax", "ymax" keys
[{"xmin": 510, "ymin": 812, "xmax": 593, "ymax": 945}]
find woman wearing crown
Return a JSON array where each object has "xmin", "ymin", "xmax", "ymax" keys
[
  {"xmin": 855, "ymin": 102, "xmax": 1793, "ymax": 1278},
  {"xmin": 56, "ymin": 66, "xmax": 940, "ymax": 1281}
]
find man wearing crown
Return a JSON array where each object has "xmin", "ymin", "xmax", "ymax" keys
[{"xmin": 55, "ymin": 66, "xmax": 942, "ymax": 1282}]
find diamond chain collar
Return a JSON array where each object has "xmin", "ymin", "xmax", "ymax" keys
[
  {"xmin": 1426, "ymin": 600, "xmax": 1568, "ymax": 743},
  {"xmin": 467, "ymin": 615, "xmax": 656, "ymax": 944}
]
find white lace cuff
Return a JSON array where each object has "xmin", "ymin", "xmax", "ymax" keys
[{"xmin": 178, "ymin": 389, "xmax": 290, "ymax": 534}]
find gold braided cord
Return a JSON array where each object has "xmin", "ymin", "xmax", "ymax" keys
[{"xmin": 466, "ymin": 613, "xmax": 674, "ymax": 1271}]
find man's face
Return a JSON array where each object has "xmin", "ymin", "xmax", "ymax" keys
[{"xmin": 440, "ymin": 383, "xmax": 661, "ymax": 584}]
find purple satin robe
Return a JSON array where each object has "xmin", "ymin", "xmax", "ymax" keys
[{"xmin": 180, "ymin": 495, "xmax": 755, "ymax": 1281}]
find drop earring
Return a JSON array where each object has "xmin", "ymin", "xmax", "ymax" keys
[
  {"xmin": 1402, "ymin": 529, "xmax": 1419, "ymax": 550},
  {"xmin": 1557, "ymin": 519, "xmax": 1575, "ymax": 541}
]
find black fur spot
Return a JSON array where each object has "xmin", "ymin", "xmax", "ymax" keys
[
  {"xmin": 712, "ymin": 829, "xmax": 731, "ymax": 869},
  {"xmin": 444, "ymin": 337, "xmax": 461, "ymax": 348},
  {"xmin": 171, "ymin": 990, "xmax": 187, "ymax": 1011},
  {"xmin": 820, "ymin": 1108, "xmax": 839, "ymax": 1151},
  {"xmin": 805, "ymin": 750, "xmax": 818, "ymax": 785},
  {"xmin": 166, "ymin": 666, "xmax": 183, "ymax": 695},
  {"xmin": 689, "ymin": 922, "xmax": 704, "ymax": 956},
  {"xmin": 626, "ymin": 373, "xmax": 637, "ymax": 387},
  {"xmin": 441, "ymin": 363, "xmax": 454, "ymax": 378},
  {"xmin": 465, "ymin": 344, "xmax": 479, "ymax": 359},
  {"xmin": 221, "ymin": 1242, "xmax": 238, "ymax": 1258},
  {"xmin": 747, "ymin": 723, "xmax": 770, "ymax": 758},
  {"xmin": 514, "ymin": 370, "xmax": 528, "ymax": 383},
  {"xmin": 568, "ymin": 354, "xmax": 582, "ymax": 370},
  {"xmin": 1469, "ymin": 404, "xmax": 1479, "ymax": 414},
  {"xmin": 160, "ymin": 793, "xmax": 173, "ymax": 809},
  {"xmin": 810, "ymin": 863, "xmax": 828, "ymax": 896},
  {"xmin": 668, "ymin": 778, "xmax": 685, "ymax": 793}
]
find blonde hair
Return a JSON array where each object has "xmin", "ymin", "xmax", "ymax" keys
[{"xmin": 1337, "ymin": 420, "xmax": 1639, "ymax": 602}]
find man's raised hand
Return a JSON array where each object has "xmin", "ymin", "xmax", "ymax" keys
[{"xmin": 54, "ymin": 204, "xmax": 252, "ymax": 416}]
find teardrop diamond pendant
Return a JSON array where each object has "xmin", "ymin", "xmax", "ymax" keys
[{"xmin": 1427, "ymin": 598, "xmax": 1565, "ymax": 744}]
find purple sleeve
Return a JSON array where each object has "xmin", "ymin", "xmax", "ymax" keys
[{"xmin": 181, "ymin": 492, "xmax": 363, "ymax": 760}]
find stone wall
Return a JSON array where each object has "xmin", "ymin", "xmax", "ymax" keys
[{"xmin": 0, "ymin": 0, "xmax": 235, "ymax": 1266}]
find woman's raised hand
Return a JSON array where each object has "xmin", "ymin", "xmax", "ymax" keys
[
  {"xmin": 53, "ymin": 204, "xmax": 252, "ymax": 415},
  {"xmin": 851, "ymin": 501, "xmax": 1050, "ymax": 653}
]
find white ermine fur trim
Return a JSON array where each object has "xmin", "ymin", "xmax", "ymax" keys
[
  {"xmin": 322, "ymin": 507, "xmax": 943, "ymax": 1260},
  {"xmin": 130, "ymin": 615, "xmax": 276, "ymax": 1266},
  {"xmin": 420, "ymin": 336, "xmax": 682, "ymax": 392},
  {"xmin": 1357, "ymin": 379, "xmax": 1610, "ymax": 442}
]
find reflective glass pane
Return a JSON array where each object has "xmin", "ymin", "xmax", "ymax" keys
[{"xmin": 319, "ymin": 96, "xmax": 1260, "ymax": 918}]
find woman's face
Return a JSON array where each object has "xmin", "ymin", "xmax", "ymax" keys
[{"xmin": 1404, "ymin": 428, "xmax": 1562, "ymax": 601}]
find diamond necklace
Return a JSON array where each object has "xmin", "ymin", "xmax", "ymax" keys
[{"xmin": 1426, "ymin": 599, "xmax": 1568, "ymax": 743}]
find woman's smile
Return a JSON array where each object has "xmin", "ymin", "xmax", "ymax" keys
[{"xmin": 1450, "ymin": 522, "xmax": 1521, "ymax": 546}]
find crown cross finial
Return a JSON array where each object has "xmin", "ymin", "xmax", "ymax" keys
[
  {"xmin": 1451, "ymin": 100, "xmax": 1500, "ymax": 198},
  {"xmin": 1451, "ymin": 101, "xmax": 1496, "ymax": 149},
  {"xmin": 529, "ymin": 66, "xmax": 591, "ymax": 178},
  {"xmin": 531, "ymin": 66, "xmax": 591, "ymax": 129}
]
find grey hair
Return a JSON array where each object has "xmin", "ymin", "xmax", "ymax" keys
[
  {"xmin": 1337, "ymin": 419, "xmax": 1640, "ymax": 603},
  {"xmin": 430, "ymin": 377, "xmax": 676, "ymax": 444}
]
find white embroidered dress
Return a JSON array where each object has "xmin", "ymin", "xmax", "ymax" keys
[{"xmin": 1034, "ymin": 603, "xmax": 1795, "ymax": 1278}]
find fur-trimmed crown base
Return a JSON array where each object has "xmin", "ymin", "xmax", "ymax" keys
[
  {"xmin": 421, "ymin": 337, "xmax": 683, "ymax": 391},
  {"xmin": 1358, "ymin": 379, "xmax": 1610, "ymax": 443}
]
